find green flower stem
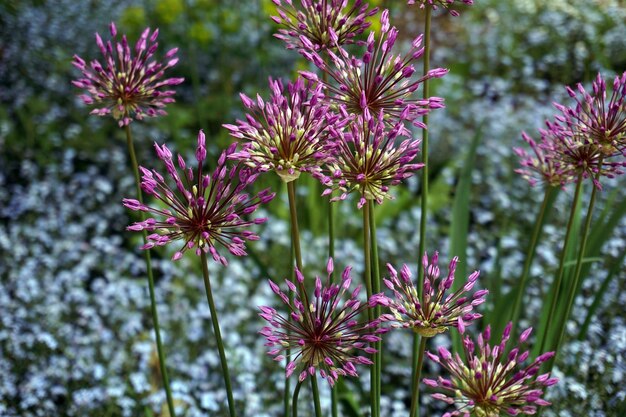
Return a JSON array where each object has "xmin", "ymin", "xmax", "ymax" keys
[
  {"xmin": 413, "ymin": 6, "xmax": 432, "ymax": 402},
  {"xmin": 409, "ymin": 337, "xmax": 427, "ymax": 417},
  {"xmin": 537, "ymin": 173, "xmax": 584, "ymax": 356},
  {"xmin": 292, "ymin": 379, "xmax": 303, "ymax": 417},
  {"xmin": 362, "ymin": 201, "xmax": 376, "ymax": 417},
  {"xmin": 284, "ymin": 235, "xmax": 296, "ymax": 417},
  {"xmin": 287, "ymin": 181, "xmax": 303, "ymax": 271},
  {"xmin": 311, "ymin": 374, "xmax": 323, "ymax": 417},
  {"xmin": 200, "ymin": 252, "xmax": 237, "ymax": 417},
  {"xmin": 124, "ymin": 124, "xmax": 177, "ymax": 417},
  {"xmin": 322, "ymin": 41, "xmax": 339, "ymax": 417},
  {"xmin": 550, "ymin": 161, "xmax": 604, "ymax": 370},
  {"xmin": 329, "ymin": 200, "xmax": 338, "ymax": 417},
  {"xmin": 369, "ymin": 204, "xmax": 382, "ymax": 417},
  {"xmin": 510, "ymin": 187, "xmax": 554, "ymax": 332}
]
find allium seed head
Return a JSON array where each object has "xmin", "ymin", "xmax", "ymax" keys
[
  {"xmin": 325, "ymin": 111, "xmax": 423, "ymax": 207},
  {"xmin": 224, "ymin": 76, "xmax": 339, "ymax": 183},
  {"xmin": 259, "ymin": 259, "xmax": 383, "ymax": 386},
  {"xmin": 300, "ymin": 9, "xmax": 447, "ymax": 127},
  {"xmin": 123, "ymin": 130, "xmax": 275, "ymax": 265},
  {"xmin": 72, "ymin": 23, "xmax": 184, "ymax": 127},
  {"xmin": 271, "ymin": 0, "xmax": 379, "ymax": 50},
  {"xmin": 426, "ymin": 323, "xmax": 557, "ymax": 417},
  {"xmin": 373, "ymin": 251, "xmax": 486, "ymax": 337}
]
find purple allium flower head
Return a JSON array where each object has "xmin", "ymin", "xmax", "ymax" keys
[
  {"xmin": 224, "ymin": 76, "xmax": 339, "ymax": 183},
  {"xmin": 554, "ymin": 72, "xmax": 626, "ymax": 159},
  {"xmin": 271, "ymin": 0, "xmax": 379, "ymax": 51},
  {"xmin": 259, "ymin": 259, "xmax": 385, "ymax": 386},
  {"xmin": 300, "ymin": 10, "xmax": 447, "ymax": 127},
  {"xmin": 324, "ymin": 111, "xmax": 423, "ymax": 208},
  {"xmin": 72, "ymin": 22, "xmax": 184, "ymax": 127},
  {"xmin": 373, "ymin": 251, "xmax": 486, "ymax": 337},
  {"xmin": 407, "ymin": 0, "xmax": 474, "ymax": 17},
  {"xmin": 514, "ymin": 129, "xmax": 575, "ymax": 189},
  {"xmin": 123, "ymin": 130, "xmax": 275, "ymax": 265},
  {"xmin": 424, "ymin": 323, "xmax": 558, "ymax": 417},
  {"xmin": 545, "ymin": 119, "xmax": 626, "ymax": 189}
]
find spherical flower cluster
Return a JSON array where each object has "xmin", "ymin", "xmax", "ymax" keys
[
  {"xmin": 555, "ymin": 72, "xmax": 626, "ymax": 158},
  {"xmin": 300, "ymin": 9, "xmax": 447, "ymax": 127},
  {"xmin": 271, "ymin": 0, "xmax": 379, "ymax": 51},
  {"xmin": 123, "ymin": 130, "xmax": 275, "ymax": 265},
  {"xmin": 407, "ymin": 0, "xmax": 474, "ymax": 17},
  {"xmin": 324, "ymin": 111, "xmax": 423, "ymax": 208},
  {"xmin": 425, "ymin": 323, "xmax": 558, "ymax": 417},
  {"xmin": 545, "ymin": 119, "xmax": 625, "ymax": 189},
  {"xmin": 371, "ymin": 251, "xmax": 486, "ymax": 337},
  {"xmin": 514, "ymin": 129, "xmax": 575, "ymax": 188},
  {"xmin": 515, "ymin": 118, "xmax": 626, "ymax": 191},
  {"xmin": 72, "ymin": 22, "xmax": 184, "ymax": 127},
  {"xmin": 259, "ymin": 259, "xmax": 384, "ymax": 386},
  {"xmin": 224, "ymin": 77, "xmax": 339, "ymax": 183}
]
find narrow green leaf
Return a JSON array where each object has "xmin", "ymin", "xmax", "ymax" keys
[{"xmin": 449, "ymin": 129, "xmax": 482, "ymax": 353}]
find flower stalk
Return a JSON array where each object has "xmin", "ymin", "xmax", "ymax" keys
[
  {"xmin": 413, "ymin": 8, "xmax": 432, "ymax": 413},
  {"xmin": 200, "ymin": 252, "xmax": 237, "ymax": 417},
  {"xmin": 549, "ymin": 157, "xmax": 604, "ymax": 370},
  {"xmin": 510, "ymin": 186, "xmax": 555, "ymax": 333},
  {"xmin": 409, "ymin": 337, "xmax": 427, "ymax": 417},
  {"xmin": 124, "ymin": 124, "xmax": 177, "ymax": 417},
  {"xmin": 369, "ymin": 203, "xmax": 382, "ymax": 417},
  {"xmin": 537, "ymin": 173, "xmax": 584, "ymax": 356}
]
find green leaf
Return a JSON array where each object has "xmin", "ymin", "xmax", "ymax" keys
[{"xmin": 449, "ymin": 128, "xmax": 482, "ymax": 353}]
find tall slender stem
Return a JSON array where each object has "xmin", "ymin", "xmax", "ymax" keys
[
  {"xmin": 311, "ymin": 375, "xmax": 323, "ymax": 417},
  {"xmin": 510, "ymin": 187, "xmax": 554, "ymax": 331},
  {"xmin": 200, "ymin": 252, "xmax": 237, "ymax": 417},
  {"xmin": 124, "ymin": 125, "xmax": 177, "ymax": 417},
  {"xmin": 323, "ymin": 40, "xmax": 339, "ymax": 417},
  {"xmin": 284, "ymin": 222, "xmax": 297, "ymax": 417},
  {"xmin": 329, "ymin": 200, "xmax": 338, "ymax": 417},
  {"xmin": 369, "ymin": 204, "xmax": 382, "ymax": 417},
  {"xmin": 413, "ymin": 5, "xmax": 432, "ymax": 399},
  {"xmin": 409, "ymin": 337, "xmax": 427, "ymax": 417},
  {"xmin": 287, "ymin": 181, "xmax": 303, "ymax": 270},
  {"xmin": 292, "ymin": 379, "xmax": 303, "ymax": 417},
  {"xmin": 549, "ymin": 162, "xmax": 604, "ymax": 369},
  {"xmin": 362, "ymin": 201, "xmax": 376, "ymax": 417},
  {"xmin": 537, "ymin": 174, "xmax": 584, "ymax": 356}
]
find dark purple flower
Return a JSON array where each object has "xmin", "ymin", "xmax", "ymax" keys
[
  {"xmin": 373, "ymin": 251, "xmax": 486, "ymax": 337},
  {"xmin": 324, "ymin": 111, "xmax": 423, "ymax": 208},
  {"xmin": 425, "ymin": 323, "xmax": 558, "ymax": 417},
  {"xmin": 555, "ymin": 72, "xmax": 626, "ymax": 158},
  {"xmin": 271, "ymin": 0, "xmax": 379, "ymax": 51},
  {"xmin": 224, "ymin": 76, "xmax": 338, "ymax": 183},
  {"xmin": 259, "ymin": 258, "xmax": 384, "ymax": 386},
  {"xmin": 300, "ymin": 9, "xmax": 447, "ymax": 126},
  {"xmin": 545, "ymin": 119, "xmax": 625, "ymax": 189},
  {"xmin": 72, "ymin": 22, "xmax": 184, "ymax": 127},
  {"xmin": 407, "ymin": 0, "xmax": 474, "ymax": 17},
  {"xmin": 123, "ymin": 130, "xmax": 275, "ymax": 265},
  {"xmin": 514, "ymin": 129, "xmax": 575, "ymax": 188}
]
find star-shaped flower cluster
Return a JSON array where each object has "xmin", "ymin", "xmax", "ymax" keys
[
  {"xmin": 123, "ymin": 130, "xmax": 275, "ymax": 265},
  {"xmin": 371, "ymin": 251, "xmax": 486, "ymax": 337},
  {"xmin": 259, "ymin": 259, "xmax": 384, "ymax": 386},
  {"xmin": 425, "ymin": 323, "xmax": 558, "ymax": 417},
  {"xmin": 72, "ymin": 22, "xmax": 184, "ymax": 126}
]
